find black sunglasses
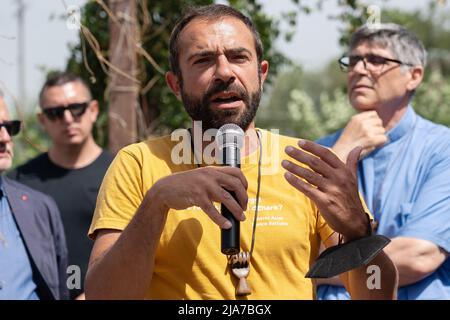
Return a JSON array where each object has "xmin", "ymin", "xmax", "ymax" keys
[
  {"xmin": 42, "ymin": 102, "xmax": 90, "ymax": 121},
  {"xmin": 339, "ymin": 54, "xmax": 414, "ymax": 72},
  {"xmin": 0, "ymin": 120, "xmax": 21, "ymax": 136}
]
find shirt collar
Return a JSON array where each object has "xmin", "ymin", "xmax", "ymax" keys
[
  {"xmin": 386, "ymin": 105, "xmax": 416, "ymax": 143},
  {"xmin": 0, "ymin": 176, "xmax": 3, "ymax": 199}
]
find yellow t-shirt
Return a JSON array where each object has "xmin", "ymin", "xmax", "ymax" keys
[{"xmin": 89, "ymin": 129, "xmax": 337, "ymax": 299}]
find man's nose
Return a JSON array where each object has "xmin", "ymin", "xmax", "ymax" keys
[
  {"xmin": 352, "ymin": 58, "xmax": 368, "ymax": 74},
  {"xmin": 214, "ymin": 56, "xmax": 235, "ymax": 84},
  {"xmin": 62, "ymin": 109, "xmax": 74, "ymax": 123},
  {"xmin": 0, "ymin": 126, "xmax": 11, "ymax": 142}
]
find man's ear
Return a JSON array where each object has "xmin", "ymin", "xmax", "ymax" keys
[
  {"xmin": 406, "ymin": 66, "xmax": 424, "ymax": 91},
  {"xmin": 259, "ymin": 60, "xmax": 269, "ymax": 90},
  {"xmin": 166, "ymin": 71, "xmax": 182, "ymax": 100},
  {"xmin": 88, "ymin": 100, "xmax": 99, "ymax": 122}
]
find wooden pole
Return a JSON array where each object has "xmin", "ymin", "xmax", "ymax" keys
[{"xmin": 107, "ymin": 0, "xmax": 138, "ymax": 153}]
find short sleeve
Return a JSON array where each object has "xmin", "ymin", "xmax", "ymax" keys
[
  {"xmin": 317, "ymin": 213, "xmax": 335, "ymax": 243},
  {"xmin": 88, "ymin": 146, "xmax": 146, "ymax": 239},
  {"xmin": 396, "ymin": 151, "xmax": 450, "ymax": 253}
]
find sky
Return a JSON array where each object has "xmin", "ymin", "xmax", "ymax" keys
[
  {"xmin": 0, "ymin": 0, "xmax": 446, "ymax": 111},
  {"xmin": 261, "ymin": 0, "xmax": 432, "ymax": 68}
]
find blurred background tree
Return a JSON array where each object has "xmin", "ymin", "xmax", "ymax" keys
[
  {"xmin": 11, "ymin": 111, "xmax": 50, "ymax": 167},
  {"xmin": 257, "ymin": 0, "xmax": 450, "ymax": 140},
  {"xmin": 64, "ymin": 0, "xmax": 394, "ymax": 147},
  {"xmin": 11, "ymin": 0, "xmax": 450, "ymax": 165},
  {"xmin": 65, "ymin": 0, "xmax": 312, "ymax": 147}
]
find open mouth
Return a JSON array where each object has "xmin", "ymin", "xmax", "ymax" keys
[
  {"xmin": 212, "ymin": 96, "xmax": 241, "ymax": 103},
  {"xmin": 210, "ymin": 92, "xmax": 243, "ymax": 108}
]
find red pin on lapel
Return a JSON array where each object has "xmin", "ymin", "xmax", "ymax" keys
[{"xmin": 21, "ymin": 195, "xmax": 28, "ymax": 201}]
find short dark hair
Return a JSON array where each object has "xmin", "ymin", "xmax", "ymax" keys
[
  {"xmin": 169, "ymin": 4, "xmax": 264, "ymax": 79},
  {"xmin": 39, "ymin": 71, "xmax": 92, "ymax": 107}
]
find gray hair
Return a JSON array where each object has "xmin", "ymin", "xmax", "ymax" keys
[{"xmin": 349, "ymin": 23, "xmax": 427, "ymax": 69}]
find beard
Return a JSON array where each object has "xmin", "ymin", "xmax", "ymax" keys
[{"xmin": 180, "ymin": 77, "xmax": 262, "ymax": 131}]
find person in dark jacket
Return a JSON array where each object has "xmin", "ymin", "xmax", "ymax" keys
[{"xmin": 0, "ymin": 92, "xmax": 68, "ymax": 300}]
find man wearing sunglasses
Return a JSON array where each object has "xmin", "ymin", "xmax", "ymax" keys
[
  {"xmin": 316, "ymin": 24, "xmax": 450, "ymax": 300},
  {"xmin": 8, "ymin": 72, "xmax": 113, "ymax": 299},
  {"xmin": 0, "ymin": 93, "xmax": 68, "ymax": 299}
]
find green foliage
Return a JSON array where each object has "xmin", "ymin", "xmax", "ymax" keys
[
  {"xmin": 66, "ymin": 0, "xmax": 304, "ymax": 146},
  {"xmin": 414, "ymin": 70, "xmax": 450, "ymax": 127},
  {"xmin": 12, "ymin": 111, "xmax": 50, "ymax": 169},
  {"xmin": 256, "ymin": 65, "xmax": 304, "ymax": 136},
  {"xmin": 66, "ymin": 1, "xmax": 111, "ymax": 146},
  {"xmin": 259, "ymin": 1, "xmax": 450, "ymax": 141},
  {"xmin": 59, "ymin": 0, "xmax": 448, "ymax": 148},
  {"xmin": 382, "ymin": 3, "xmax": 450, "ymax": 127},
  {"xmin": 286, "ymin": 88, "xmax": 355, "ymax": 140},
  {"xmin": 380, "ymin": 4, "xmax": 450, "ymax": 76},
  {"xmin": 256, "ymin": 65, "xmax": 354, "ymax": 140},
  {"xmin": 13, "ymin": 0, "xmax": 450, "ymax": 169}
]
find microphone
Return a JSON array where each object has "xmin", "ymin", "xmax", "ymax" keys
[{"xmin": 216, "ymin": 124, "xmax": 245, "ymax": 255}]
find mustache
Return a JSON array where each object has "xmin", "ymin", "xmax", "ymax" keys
[
  {"xmin": 203, "ymin": 81, "xmax": 248, "ymax": 104},
  {"xmin": 350, "ymin": 76, "xmax": 374, "ymax": 89}
]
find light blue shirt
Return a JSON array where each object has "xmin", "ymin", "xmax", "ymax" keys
[
  {"xmin": 0, "ymin": 177, "xmax": 39, "ymax": 300},
  {"xmin": 316, "ymin": 106, "xmax": 450, "ymax": 300}
]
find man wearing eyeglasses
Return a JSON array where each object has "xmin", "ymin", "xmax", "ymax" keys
[
  {"xmin": 0, "ymin": 92, "xmax": 68, "ymax": 300},
  {"xmin": 316, "ymin": 23, "xmax": 450, "ymax": 300},
  {"xmin": 8, "ymin": 72, "xmax": 113, "ymax": 299}
]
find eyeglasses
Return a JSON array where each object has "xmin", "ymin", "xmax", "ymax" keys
[
  {"xmin": 0, "ymin": 120, "xmax": 21, "ymax": 136},
  {"xmin": 338, "ymin": 54, "xmax": 414, "ymax": 73},
  {"xmin": 41, "ymin": 102, "xmax": 90, "ymax": 121}
]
